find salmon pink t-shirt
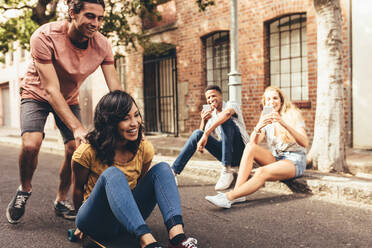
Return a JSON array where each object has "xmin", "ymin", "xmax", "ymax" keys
[{"xmin": 20, "ymin": 20, "xmax": 114, "ymax": 105}]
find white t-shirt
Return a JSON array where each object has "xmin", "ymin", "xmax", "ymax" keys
[{"xmin": 205, "ymin": 101, "xmax": 249, "ymax": 144}]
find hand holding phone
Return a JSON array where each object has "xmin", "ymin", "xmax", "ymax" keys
[
  {"xmin": 262, "ymin": 106, "xmax": 274, "ymax": 116},
  {"xmin": 203, "ymin": 104, "xmax": 211, "ymax": 112},
  {"xmin": 201, "ymin": 104, "xmax": 212, "ymax": 121}
]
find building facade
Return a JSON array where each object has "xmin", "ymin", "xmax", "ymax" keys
[{"xmin": 124, "ymin": 0, "xmax": 370, "ymax": 149}]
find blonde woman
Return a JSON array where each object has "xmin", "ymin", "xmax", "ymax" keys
[{"xmin": 205, "ymin": 86, "xmax": 309, "ymax": 208}]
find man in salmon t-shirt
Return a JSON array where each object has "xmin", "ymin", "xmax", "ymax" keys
[{"xmin": 6, "ymin": 0, "xmax": 122, "ymax": 224}]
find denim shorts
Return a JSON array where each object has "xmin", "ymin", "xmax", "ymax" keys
[
  {"xmin": 20, "ymin": 98, "xmax": 81, "ymax": 144},
  {"xmin": 275, "ymin": 151, "xmax": 306, "ymax": 177}
]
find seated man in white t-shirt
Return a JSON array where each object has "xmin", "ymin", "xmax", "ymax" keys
[{"xmin": 171, "ymin": 85, "xmax": 249, "ymax": 191}]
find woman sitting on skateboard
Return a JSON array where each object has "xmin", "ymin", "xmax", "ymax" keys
[
  {"xmin": 71, "ymin": 90, "xmax": 197, "ymax": 248},
  {"xmin": 205, "ymin": 86, "xmax": 309, "ymax": 208}
]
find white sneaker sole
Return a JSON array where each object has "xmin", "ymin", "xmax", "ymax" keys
[
  {"xmin": 232, "ymin": 196, "xmax": 246, "ymax": 204},
  {"xmin": 205, "ymin": 195, "xmax": 232, "ymax": 209},
  {"xmin": 6, "ymin": 203, "xmax": 21, "ymax": 224}
]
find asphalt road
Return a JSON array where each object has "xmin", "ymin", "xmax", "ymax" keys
[{"xmin": 0, "ymin": 144, "xmax": 371, "ymax": 248}]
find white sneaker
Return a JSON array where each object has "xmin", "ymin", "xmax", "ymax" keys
[
  {"xmin": 214, "ymin": 168, "xmax": 234, "ymax": 191},
  {"xmin": 205, "ymin": 192, "xmax": 232, "ymax": 208}
]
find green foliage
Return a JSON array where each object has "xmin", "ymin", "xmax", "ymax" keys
[
  {"xmin": 100, "ymin": 0, "xmax": 153, "ymax": 52},
  {"xmin": 0, "ymin": 4, "xmax": 39, "ymax": 61},
  {"xmin": 196, "ymin": 0, "xmax": 215, "ymax": 11},
  {"xmin": 143, "ymin": 42, "xmax": 176, "ymax": 57},
  {"xmin": 0, "ymin": 0, "xmax": 215, "ymax": 59}
]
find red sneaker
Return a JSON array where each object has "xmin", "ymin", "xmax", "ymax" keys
[{"xmin": 168, "ymin": 237, "xmax": 197, "ymax": 248}]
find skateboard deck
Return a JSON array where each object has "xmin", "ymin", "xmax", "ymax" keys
[
  {"xmin": 82, "ymin": 235, "xmax": 140, "ymax": 248},
  {"xmin": 68, "ymin": 229, "xmax": 139, "ymax": 248}
]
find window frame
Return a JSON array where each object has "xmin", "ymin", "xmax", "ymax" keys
[
  {"xmin": 115, "ymin": 56, "xmax": 126, "ymax": 91},
  {"xmin": 203, "ymin": 31, "xmax": 230, "ymax": 101},
  {"xmin": 267, "ymin": 13, "xmax": 309, "ymax": 103}
]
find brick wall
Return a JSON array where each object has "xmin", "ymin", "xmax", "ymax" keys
[{"xmin": 128, "ymin": 0, "xmax": 351, "ymax": 144}]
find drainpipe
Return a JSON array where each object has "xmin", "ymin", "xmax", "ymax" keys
[
  {"xmin": 228, "ymin": 0, "xmax": 242, "ymax": 104},
  {"xmin": 348, "ymin": 0, "xmax": 353, "ymax": 147}
]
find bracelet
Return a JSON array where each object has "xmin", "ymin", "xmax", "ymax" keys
[{"xmin": 254, "ymin": 127, "xmax": 261, "ymax": 134}]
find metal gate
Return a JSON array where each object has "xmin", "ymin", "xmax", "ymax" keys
[
  {"xmin": 0, "ymin": 83, "xmax": 10, "ymax": 127},
  {"xmin": 143, "ymin": 52, "xmax": 178, "ymax": 136}
]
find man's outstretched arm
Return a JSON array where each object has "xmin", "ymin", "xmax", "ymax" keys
[
  {"xmin": 101, "ymin": 64, "xmax": 122, "ymax": 91},
  {"xmin": 35, "ymin": 62, "xmax": 87, "ymax": 145}
]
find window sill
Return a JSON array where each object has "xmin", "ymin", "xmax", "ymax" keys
[
  {"xmin": 144, "ymin": 22, "xmax": 178, "ymax": 36},
  {"xmin": 293, "ymin": 100, "xmax": 311, "ymax": 109}
]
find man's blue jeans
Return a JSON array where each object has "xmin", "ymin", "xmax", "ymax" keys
[
  {"xmin": 172, "ymin": 118, "xmax": 245, "ymax": 174},
  {"xmin": 75, "ymin": 162, "xmax": 183, "ymax": 240}
]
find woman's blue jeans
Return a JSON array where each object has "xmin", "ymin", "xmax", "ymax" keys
[
  {"xmin": 75, "ymin": 162, "xmax": 183, "ymax": 240},
  {"xmin": 172, "ymin": 118, "xmax": 245, "ymax": 174}
]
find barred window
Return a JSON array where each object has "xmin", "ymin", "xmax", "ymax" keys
[
  {"xmin": 268, "ymin": 14, "xmax": 308, "ymax": 101},
  {"xmin": 115, "ymin": 57, "xmax": 126, "ymax": 91},
  {"xmin": 204, "ymin": 31, "xmax": 230, "ymax": 101}
]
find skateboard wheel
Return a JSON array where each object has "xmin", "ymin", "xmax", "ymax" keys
[{"xmin": 67, "ymin": 228, "xmax": 77, "ymax": 242}]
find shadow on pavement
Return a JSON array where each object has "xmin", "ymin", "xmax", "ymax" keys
[{"xmin": 206, "ymin": 193, "xmax": 311, "ymax": 213}]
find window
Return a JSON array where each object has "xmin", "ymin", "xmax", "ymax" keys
[
  {"xmin": 204, "ymin": 31, "xmax": 230, "ymax": 101},
  {"xmin": 9, "ymin": 51, "xmax": 14, "ymax": 65},
  {"xmin": 20, "ymin": 49, "xmax": 25, "ymax": 60},
  {"xmin": 115, "ymin": 56, "xmax": 126, "ymax": 90},
  {"xmin": 268, "ymin": 14, "xmax": 308, "ymax": 101}
]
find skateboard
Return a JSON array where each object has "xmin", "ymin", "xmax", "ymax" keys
[
  {"xmin": 68, "ymin": 229, "xmax": 106, "ymax": 247},
  {"xmin": 82, "ymin": 235, "xmax": 106, "ymax": 248},
  {"xmin": 67, "ymin": 229, "xmax": 140, "ymax": 248}
]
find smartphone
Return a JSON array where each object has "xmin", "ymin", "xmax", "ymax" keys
[
  {"xmin": 262, "ymin": 106, "xmax": 274, "ymax": 115},
  {"xmin": 203, "ymin": 104, "xmax": 211, "ymax": 111}
]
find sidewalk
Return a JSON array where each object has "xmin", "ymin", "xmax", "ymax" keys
[{"xmin": 0, "ymin": 127, "xmax": 371, "ymax": 206}]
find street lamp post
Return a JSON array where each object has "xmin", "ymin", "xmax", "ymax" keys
[{"xmin": 228, "ymin": 0, "xmax": 242, "ymax": 104}]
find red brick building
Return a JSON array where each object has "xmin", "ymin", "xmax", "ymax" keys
[{"xmin": 123, "ymin": 0, "xmax": 352, "ymax": 146}]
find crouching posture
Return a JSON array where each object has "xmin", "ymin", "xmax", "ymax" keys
[
  {"xmin": 72, "ymin": 91, "xmax": 197, "ymax": 248},
  {"xmin": 206, "ymin": 86, "xmax": 308, "ymax": 208}
]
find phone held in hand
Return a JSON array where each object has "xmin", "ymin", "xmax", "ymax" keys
[
  {"xmin": 203, "ymin": 104, "xmax": 211, "ymax": 111},
  {"xmin": 262, "ymin": 106, "xmax": 274, "ymax": 115}
]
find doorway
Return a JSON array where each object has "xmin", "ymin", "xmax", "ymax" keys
[{"xmin": 143, "ymin": 51, "xmax": 178, "ymax": 136}]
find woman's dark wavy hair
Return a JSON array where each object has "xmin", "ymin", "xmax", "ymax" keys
[{"xmin": 86, "ymin": 90, "xmax": 143, "ymax": 166}]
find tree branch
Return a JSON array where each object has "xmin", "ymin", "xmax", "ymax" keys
[
  {"xmin": 45, "ymin": 0, "xmax": 59, "ymax": 20},
  {"xmin": 0, "ymin": 5, "xmax": 33, "ymax": 11}
]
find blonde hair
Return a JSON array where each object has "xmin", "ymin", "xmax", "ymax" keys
[{"xmin": 261, "ymin": 86, "xmax": 304, "ymax": 143}]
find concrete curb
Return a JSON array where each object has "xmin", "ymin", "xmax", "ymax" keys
[{"xmin": 152, "ymin": 155, "xmax": 372, "ymax": 206}]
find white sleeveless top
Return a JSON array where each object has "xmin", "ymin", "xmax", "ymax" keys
[{"xmin": 262, "ymin": 122, "xmax": 306, "ymax": 156}]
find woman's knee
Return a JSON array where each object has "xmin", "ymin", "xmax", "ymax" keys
[
  {"xmin": 101, "ymin": 166, "xmax": 126, "ymax": 182},
  {"xmin": 254, "ymin": 167, "xmax": 270, "ymax": 181},
  {"xmin": 149, "ymin": 162, "xmax": 171, "ymax": 174}
]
